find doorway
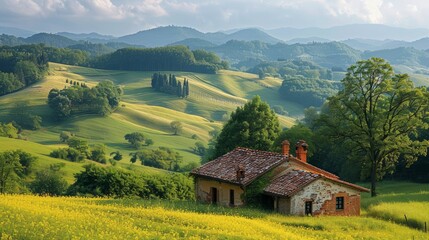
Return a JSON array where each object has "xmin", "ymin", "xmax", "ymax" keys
[
  {"xmin": 305, "ymin": 201, "xmax": 313, "ymax": 215},
  {"xmin": 210, "ymin": 187, "xmax": 218, "ymax": 204}
]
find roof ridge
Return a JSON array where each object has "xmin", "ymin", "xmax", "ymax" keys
[
  {"xmin": 288, "ymin": 156, "xmax": 339, "ymax": 179},
  {"xmin": 233, "ymin": 147, "xmax": 288, "ymax": 156}
]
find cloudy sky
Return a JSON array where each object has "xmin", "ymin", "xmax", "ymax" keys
[{"xmin": 1, "ymin": 0, "xmax": 428, "ymax": 36}]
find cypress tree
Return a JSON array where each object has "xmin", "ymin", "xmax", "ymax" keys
[
  {"xmin": 185, "ymin": 79, "xmax": 190, "ymax": 97},
  {"xmin": 177, "ymin": 81, "xmax": 183, "ymax": 97}
]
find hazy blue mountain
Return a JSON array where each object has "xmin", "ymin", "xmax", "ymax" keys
[
  {"xmin": 286, "ymin": 37, "xmax": 331, "ymax": 44},
  {"xmin": 224, "ymin": 28, "xmax": 282, "ymax": 44},
  {"xmin": 410, "ymin": 38, "xmax": 429, "ymax": 50},
  {"xmin": 209, "ymin": 40, "xmax": 361, "ymax": 70},
  {"xmin": 341, "ymin": 39, "xmax": 394, "ymax": 51},
  {"xmin": 0, "ymin": 34, "xmax": 25, "ymax": 46},
  {"xmin": 118, "ymin": 26, "xmax": 205, "ymax": 47},
  {"xmin": 25, "ymin": 33, "xmax": 77, "ymax": 48},
  {"xmin": 168, "ymin": 38, "xmax": 217, "ymax": 49},
  {"xmin": 203, "ymin": 32, "xmax": 229, "ymax": 44},
  {"xmin": 57, "ymin": 32, "xmax": 116, "ymax": 41},
  {"xmin": 117, "ymin": 26, "xmax": 281, "ymax": 46},
  {"xmin": 268, "ymin": 24, "xmax": 429, "ymax": 41},
  {"xmin": 0, "ymin": 26, "xmax": 35, "ymax": 38},
  {"xmin": 343, "ymin": 37, "xmax": 429, "ymax": 51},
  {"xmin": 363, "ymin": 47, "xmax": 429, "ymax": 67}
]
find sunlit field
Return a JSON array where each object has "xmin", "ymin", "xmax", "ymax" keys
[{"xmin": 1, "ymin": 181, "xmax": 428, "ymax": 240}]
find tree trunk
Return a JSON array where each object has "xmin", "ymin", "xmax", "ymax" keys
[{"xmin": 371, "ymin": 160, "xmax": 377, "ymax": 197}]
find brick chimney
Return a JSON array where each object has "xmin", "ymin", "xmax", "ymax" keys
[
  {"xmin": 295, "ymin": 140, "xmax": 308, "ymax": 162},
  {"xmin": 236, "ymin": 164, "xmax": 245, "ymax": 181},
  {"xmin": 281, "ymin": 140, "xmax": 290, "ymax": 156}
]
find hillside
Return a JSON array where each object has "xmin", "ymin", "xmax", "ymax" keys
[
  {"xmin": 363, "ymin": 47, "xmax": 429, "ymax": 68},
  {"xmin": 0, "ymin": 137, "xmax": 165, "ymax": 183},
  {"xmin": 225, "ymin": 28, "xmax": 282, "ymax": 44},
  {"xmin": 168, "ymin": 38, "xmax": 217, "ymax": 49},
  {"xmin": 0, "ymin": 181, "xmax": 427, "ymax": 239},
  {"xmin": 0, "ymin": 63, "xmax": 297, "ymax": 168},
  {"xmin": 118, "ymin": 26, "xmax": 206, "ymax": 47},
  {"xmin": 209, "ymin": 40, "xmax": 361, "ymax": 70},
  {"xmin": 25, "ymin": 33, "xmax": 78, "ymax": 48},
  {"xmin": 343, "ymin": 38, "xmax": 429, "ymax": 51}
]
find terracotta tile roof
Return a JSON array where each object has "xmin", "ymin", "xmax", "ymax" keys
[
  {"xmin": 288, "ymin": 157, "xmax": 339, "ymax": 179},
  {"xmin": 191, "ymin": 147, "xmax": 370, "ymax": 193},
  {"xmin": 264, "ymin": 170, "xmax": 370, "ymax": 197},
  {"xmin": 264, "ymin": 170, "xmax": 321, "ymax": 197},
  {"xmin": 326, "ymin": 177, "xmax": 370, "ymax": 193},
  {"xmin": 190, "ymin": 147, "xmax": 287, "ymax": 186}
]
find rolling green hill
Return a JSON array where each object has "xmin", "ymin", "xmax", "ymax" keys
[{"xmin": 0, "ymin": 62, "xmax": 298, "ymax": 170}]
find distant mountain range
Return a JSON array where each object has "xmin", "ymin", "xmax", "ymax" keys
[
  {"xmin": 2, "ymin": 24, "xmax": 429, "ymax": 48},
  {"xmin": 267, "ymin": 24, "xmax": 429, "ymax": 42},
  {"xmin": 1, "ymin": 25, "xmax": 429, "ymax": 70},
  {"xmin": 0, "ymin": 26, "xmax": 35, "ymax": 37},
  {"xmin": 340, "ymin": 38, "xmax": 429, "ymax": 51},
  {"xmin": 117, "ymin": 26, "xmax": 282, "ymax": 47}
]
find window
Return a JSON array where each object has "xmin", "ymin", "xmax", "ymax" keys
[
  {"xmin": 229, "ymin": 189, "xmax": 235, "ymax": 206},
  {"xmin": 336, "ymin": 197, "xmax": 344, "ymax": 210},
  {"xmin": 305, "ymin": 201, "xmax": 312, "ymax": 215}
]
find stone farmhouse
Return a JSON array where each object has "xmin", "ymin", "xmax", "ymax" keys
[{"xmin": 191, "ymin": 140, "xmax": 369, "ymax": 216}]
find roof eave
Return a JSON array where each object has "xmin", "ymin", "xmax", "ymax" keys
[{"xmin": 191, "ymin": 172, "xmax": 245, "ymax": 187}]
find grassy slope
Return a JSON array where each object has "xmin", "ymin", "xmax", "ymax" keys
[
  {"xmin": 0, "ymin": 181, "xmax": 428, "ymax": 239},
  {"xmin": 0, "ymin": 63, "xmax": 297, "ymax": 170},
  {"xmin": 0, "ymin": 137, "xmax": 163, "ymax": 183}
]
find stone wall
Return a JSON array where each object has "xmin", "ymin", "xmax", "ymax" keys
[
  {"xmin": 289, "ymin": 179, "xmax": 361, "ymax": 216},
  {"xmin": 194, "ymin": 178, "xmax": 244, "ymax": 206}
]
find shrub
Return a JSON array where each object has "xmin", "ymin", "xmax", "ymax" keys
[{"xmin": 30, "ymin": 170, "xmax": 68, "ymax": 196}]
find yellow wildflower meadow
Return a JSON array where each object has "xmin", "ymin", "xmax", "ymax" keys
[{"xmin": 0, "ymin": 195, "xmax": 427, "ymax": 240}]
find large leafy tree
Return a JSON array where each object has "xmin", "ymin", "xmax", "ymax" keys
[
  {"xmin": 0, "ymin": 150, "xmax": 36, "ymax": 193},
  {"xmin": 213, "ymin": 96, "xmax": 281, "ymax": 158},
  {"xmin": 320, "ymin": 58, "xmax": 429, "ymax": 197}
]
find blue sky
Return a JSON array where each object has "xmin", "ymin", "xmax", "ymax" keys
[{"xmin": 1, "ymin": 0, "xmax": 428, "ymax": 36}]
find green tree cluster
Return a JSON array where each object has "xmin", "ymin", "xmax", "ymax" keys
[
  {"xmin": 124, "ymin": 132, "xmax": 153, "ymax": 149},
  {"xmin": 90, "ymin": 46, "xmax": 226, "ymax": 74},
  {"xmin": 0, "ymin": 44, "xmax": 88, "ymax": 97},
  {"xmin": 0, "ymin": 122, "xmax": 19, "ymax": 138},
  {"xmin": 151, "ymin": 73, "xmax": 190, "ymax": 98},
  {"xmin": 279, "ymin": 75, "xmax": 341, "ymax": 107},
  {"xmin": 249, "ymin": 59, "xmax": 333, "ymax": 80},
  {"xmin": 50, "ymin": 137, "xmax": 108, "ymax": 164},
  {"xmin": 67, "ymin": 164, "xmax": 194, "ymax": 200},
  {"xmin": 131, "ymin": 147, "xmax": 182, "ymax": 171},
  {"xmin": 48, "ymin": 80, "xmax": 122, "ymax": 119},
  {"xmin": 30, "ymin": 164, "xmax": 68, "ymax": 196},
  {"xmin": 0, "ymin": 150, "xmax": 36, "ymax": 193}
]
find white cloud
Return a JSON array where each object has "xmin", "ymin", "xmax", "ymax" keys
[
  {"xmin": 166, "ymin": 1, "xmax": 198, "ymax": 13},
  {"xmin": 1, "ymin": 0, "xmax": 429, "ymax": 35},
  {"xmin": 2, "ymin": 0, "xmax": 42, "ymax": 16}
]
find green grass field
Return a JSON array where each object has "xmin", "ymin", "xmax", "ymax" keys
[
  {"xmin": 0, "ymin": 137, "xmax": 164, "ymax": 183},
  {"xmin": 0, "ymin": 63, "xmax": 298, "ymax": 169},
  {"xmin": 0, "ymin": 181, "xmax": 428, "ymax": 239}
]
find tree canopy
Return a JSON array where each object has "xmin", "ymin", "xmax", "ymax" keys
[
  {"xmin": 48, "ymin": 80, "xmax": 122, "ymax": 119},
  {"xmin": 320, "ymin": 57, "xmax": 429, "ymax": 196},
  {"xmin": 90, "ymin": 46, "xmax": 226, "ymax": 74},
  {"xmin": 213, "ymin": 96, "xmax": 281, "ymax": 158}
]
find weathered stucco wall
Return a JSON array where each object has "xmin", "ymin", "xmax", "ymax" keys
[
  {"xmin": 289, "ymin": 179, "xmax": 361, "ymax": 216},
  {"xmin": 195, "ymin": 178, "xmax": 244, "ymax": 206},
  {"xmin": 277, "ymin": 197, "xmax": 291, "ymax": 214}
]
